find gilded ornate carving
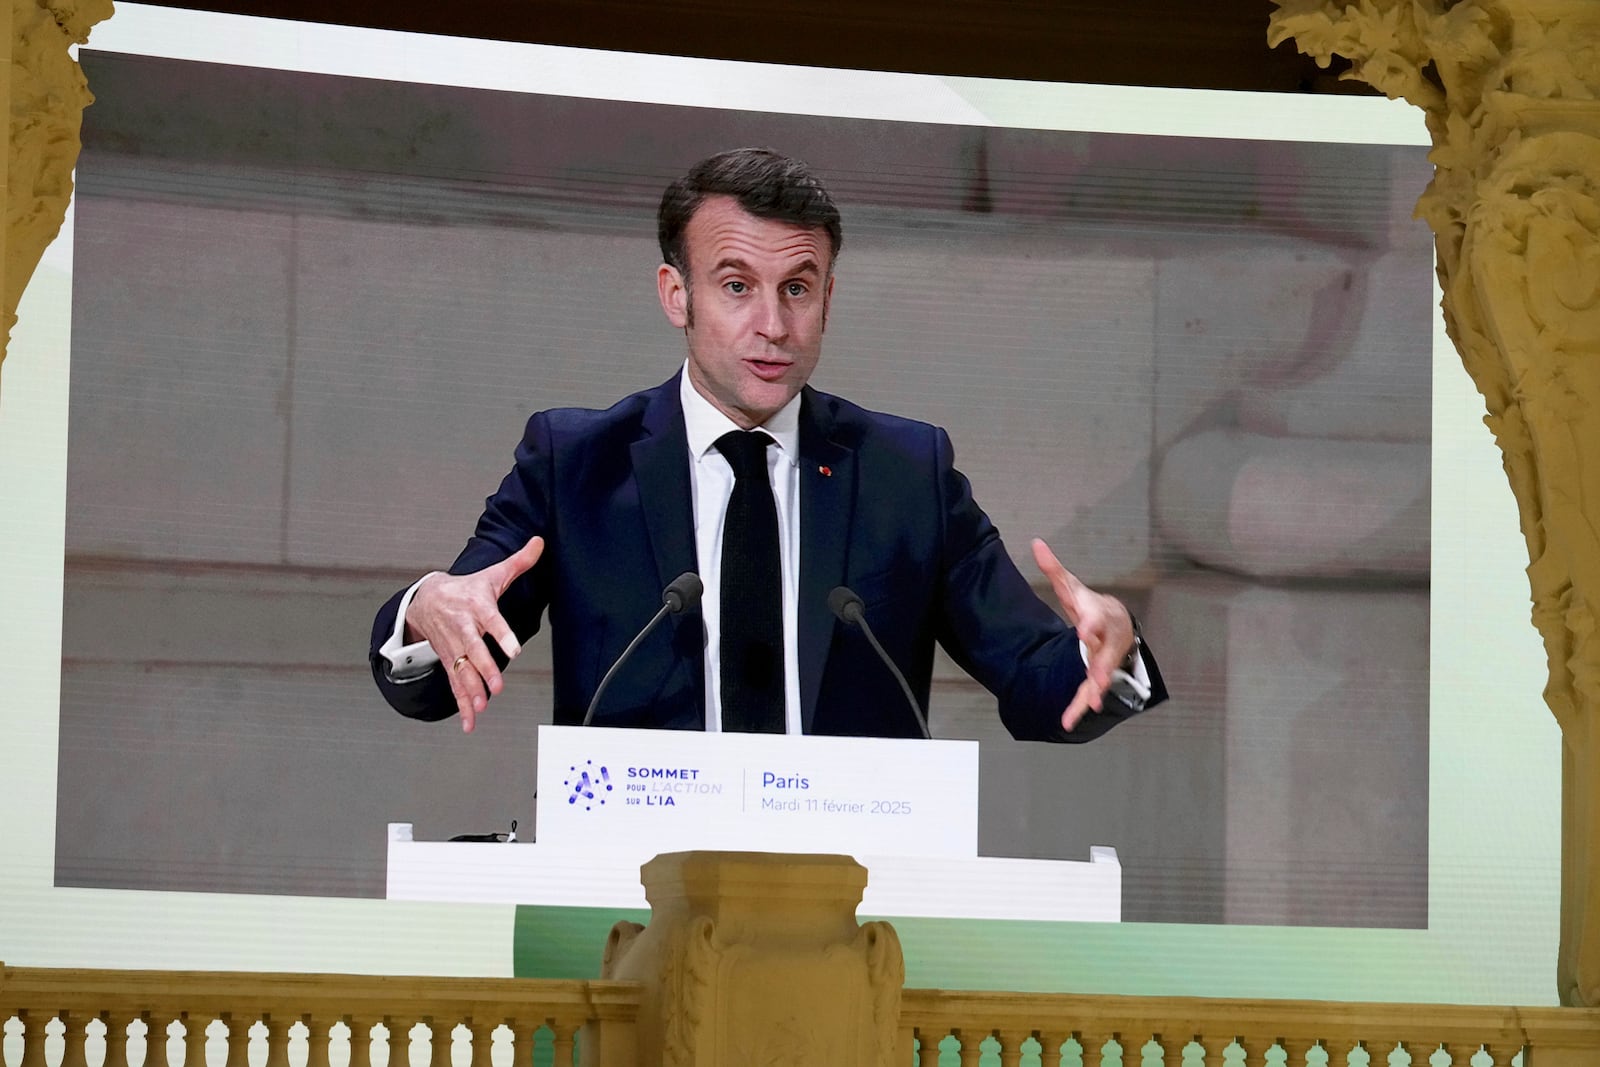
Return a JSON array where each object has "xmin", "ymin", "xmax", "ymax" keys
[
  {"xmin": 859, "ymin": 921, "xmax": 905, "ymax": 1067},
  {"xmin": 3, "ymin": 0, "xmax": 113, "ymax": 373},
  {"xmin": 600, "ymin": 920, "xmax": 645, "ymax": 979},
  {"xmin": 1271, "ymin": 0, "xmax": 1600, "ymax": 1008},
  {"xmin": 660, "ymin": 915, "xmax": 717, "ymax": 1067},
  {"xmin": 1269, "ymin": 0, "xmax": 1447, "ymax": 113}
]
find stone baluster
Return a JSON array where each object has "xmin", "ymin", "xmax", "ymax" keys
[
  {"xmin": 549, "ymin": 1019, "xmax": 578, "ymax": 1067},
  {"xmin": 1278, "ymin": 1037, "xmax": 1316, "ymax": 1067},
  {"xmin": 102, "ymin": 1014, "xmax": 135, "ymax": 1067},
  {"xmin": 457, "ymin": 1018, "xmax": 487, "ymax": 1067},
  {"xmin": 995, "ymin": 1028, "xmax": 1028, "ymax": 1067},
  {"xmin": 301, "ymin": 1015, "xmax": 330, "ymax": 1067},
  {"xmin": 145, "ymin": 1015, "xmax": 171, "ymax": 1067},
  {"xmin": 951, "ymin": 1027, "xmax": 981, "ymax": 1067},
  {"xmin": 15, "ymin": 1010, "xmax": 48, "ymax": 1067},
  {"xmin": 57, "ymin": 1011, "xmax": 88, "ymax": 1067},
  {"xmin": 1080, "ymin": 1032, "xmax": 1114, "ymax": 1067},
  {"xmin": 1482, "ymin": 1041, "xmax": 1518, "ymax": 1067},
  {"xmin": 220, "ymin": 1013, "xmax": 250, "ymax": 1067},
  {"xmin": 260, "ymin": 1014, "xmax": 291, "ymax": 1067},
  {"xmin": 1412, "ymin": 1039, "xmax": 1446, "ymax": 1065},
  {"xmin": 1324, "ymin": 1037, "xmax": 1361, "ymax": 1067},
  {"xmin": 181, "ymin": 1014, "xmax": 209, "ymax": 1067},
  {"xmin": 379, "ymin": 1018, "xmax": 408, "ymax": 1067},
  {"xmin": 422, "ymin": 1018, "xmax": 450, "ymax": 1067},
  {"xmin": 345, "ymin": 1018, "xmax": 374, "ymax": 1067},
  {"xmin": 510, "ymin": 1018, "xmax": 542, "ymax": 1067},
  {"xmin": 1033, "ymin": 1031, "xmax": 1067, "ymax": 1067},
  {"xmin": 1150, "ymin": 1031, "xmax": 1184, "ymax": 1067}
]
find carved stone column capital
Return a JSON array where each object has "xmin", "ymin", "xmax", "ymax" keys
[
  {"xmin": 3, "ymin": 0, "xmax": 113, "ymax": 379},
  {"xmin": 1271, "ymin": 0, "xmax": 1600, "ymax": 1007},
  {"xmin": 40, "ymin": 0, "xmax": 115, "ymax": 43},
  {"xmin": 599, "ymin": 851, "xmax": 903, "ymax": 1066}
]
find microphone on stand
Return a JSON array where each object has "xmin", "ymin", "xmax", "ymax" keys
[
  {"xmin": 582, "ymin": 572, "xmax": 703, "ymax": 727},
  {"xmin": 827, "ymin": 585, "xmax": 931, "ymax": 739}
]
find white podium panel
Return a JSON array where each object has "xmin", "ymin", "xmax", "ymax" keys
[
  {"xmin": 385, "ymin": 829, "xmax": 1123, "ymax": 922},
  {"xmin": 535, "ymin": 725, "xmax": 978, "ymax": 864},
  {"xmin": 385, "ymin": 725, "xmax": 1123, "ymax": 923}
]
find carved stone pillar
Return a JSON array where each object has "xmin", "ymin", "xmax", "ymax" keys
[
  {"xmin": 2, "ymin": 0, "xmax": 111, "ymax": 386},
  {"xmin": 598, "ymin": 851, "xmax": 904, "ymax": 1066},
  {"xmin": 1270, "ymin": 0, "xmax": 1600, "ymax": 1007}
]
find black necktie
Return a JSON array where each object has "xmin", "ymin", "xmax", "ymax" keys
[{"xmin": 715, "ymin": 429, "xmax": 784, "ymax": 733}]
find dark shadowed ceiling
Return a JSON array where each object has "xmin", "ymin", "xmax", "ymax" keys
[{"xmin": 151, "ymin": 0, "xmax": 1370, "ymax": 95}]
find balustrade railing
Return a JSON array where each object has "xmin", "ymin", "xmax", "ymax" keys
[
  {"xmin": 897, "ymin": 990, "xmax": 1600, "ymax": 1066},
  {"xmin": 9, "ymin": 965, "xmax": 1600, "ymax": 1067},
  {"xmin": 0, "ymin": 965, "xmax": 639, "ymax": 1067}
]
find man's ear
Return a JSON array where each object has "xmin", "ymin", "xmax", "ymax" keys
[{"xmin": 658, "ymin": 263, "xmax": 689, "ymax": 329}]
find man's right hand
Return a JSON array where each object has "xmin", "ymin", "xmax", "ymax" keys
[{"xmin": 404, "ymin": 535, "xmax": 545, "ymax": 733}]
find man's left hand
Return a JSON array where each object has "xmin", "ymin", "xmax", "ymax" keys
[{"xmin": 1031, "ymin": 538, "xmax": 1137, "ymax": 733}]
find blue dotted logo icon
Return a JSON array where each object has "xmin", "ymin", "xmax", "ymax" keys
[{"xmin": 564, "ymin": 760, "xmax": 612, "ymax": 811}]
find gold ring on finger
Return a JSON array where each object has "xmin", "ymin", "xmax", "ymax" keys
[{"xmin": 452, "ymin": 654, "xmax": 470, "ymax": 672}]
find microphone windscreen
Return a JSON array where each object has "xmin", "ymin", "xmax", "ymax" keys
[
  {"xmin": 827, "ymin": 585, "xmax": 865, "ymax": 623},
  {"xmin": 663, "ymin": 572, "xmax": 703, "ymax": 613}
]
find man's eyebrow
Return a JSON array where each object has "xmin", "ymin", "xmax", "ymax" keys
[{"xmin": 711, "ymin": 256, "xmax": 822, "ymax": 277}]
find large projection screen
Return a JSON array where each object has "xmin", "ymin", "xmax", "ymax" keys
[{"xmin": 0, "ymin": 3, "xmax": 1561, "ymax": 1003}]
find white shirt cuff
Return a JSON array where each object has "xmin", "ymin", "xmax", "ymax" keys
[
  {"xmin": 1078, "ymin": 637, "xmax": 1152, "ymax": 711},
  {"xmin": 377, "ymin": 572, "xmax": 445, "ymax": 683}
]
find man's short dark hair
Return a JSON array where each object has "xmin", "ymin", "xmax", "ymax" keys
[{"xmin": 658, "ymin": 148, "xmax": 843, "ymax": 274}]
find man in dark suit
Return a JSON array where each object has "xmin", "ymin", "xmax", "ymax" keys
[{"xmin": 371, "ymin": 148, "xmax": 1165, "ymax": 740}]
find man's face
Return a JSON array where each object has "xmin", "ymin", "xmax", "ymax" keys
[{"xmin": 657, "ymin": 195, "xmax": 834, "ymax": 429}]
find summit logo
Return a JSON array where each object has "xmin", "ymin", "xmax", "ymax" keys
[{"xmin": 564, "ymin": 760, "xmax": 612, "ymax": 811}]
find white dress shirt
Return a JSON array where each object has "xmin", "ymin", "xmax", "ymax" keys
[{"xmin": 678, "ymin": 368, "xmax": 804, "ymax": 732}]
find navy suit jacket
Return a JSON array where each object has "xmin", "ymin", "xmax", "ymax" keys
[{"xmin": 370, "ymin": 373, "xmax": 1165, "ymax": 740}]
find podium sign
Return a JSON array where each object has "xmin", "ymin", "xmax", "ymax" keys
[{"xmin": 535, "ymin": 725, "xmax": 979, "ymax": 861}]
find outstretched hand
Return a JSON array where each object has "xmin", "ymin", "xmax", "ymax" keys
[
  {"xmin": 1031, "ymin": 538, "xmax": 1136, "ymax": 733},
  {"xmin": 405, "ymin": 536, "xmax": 545, "ymax": 733}
]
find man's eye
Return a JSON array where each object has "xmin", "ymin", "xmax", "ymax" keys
[
  {"xmin": 725, "ymin": 280, "xmax": 747, "ymax": 294},
  {"xmin": 785, "ymin": 282, "xmax": 808, "ymax": 297}
]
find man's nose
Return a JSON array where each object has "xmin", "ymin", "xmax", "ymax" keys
[{"xmin": 753, "ymin": 292, "xmax": 788, "ymax": 343}]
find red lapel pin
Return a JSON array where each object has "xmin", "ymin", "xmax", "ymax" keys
[{"xmin": 818, "ymin": 465, "xmax": 832, "ymax": 477}]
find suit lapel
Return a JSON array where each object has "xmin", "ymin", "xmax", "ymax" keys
[
  {"xmin": 630, "ymin": 375, "xmax": 698, "ymax": 597},
  {"xmin": 627, "ymin": 373, "xmax": 707, "ymax": 727},
  {"xmin": 797, "ymin": 388, "xmax": 857, "ymax": 733}
]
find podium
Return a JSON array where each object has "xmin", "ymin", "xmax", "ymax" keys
[{"xmin": 385, "ymin": 725, "xmax": 1122, "ymax": 922}]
